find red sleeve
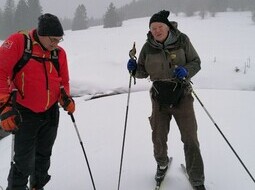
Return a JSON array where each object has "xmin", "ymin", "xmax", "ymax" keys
[
  {"xmin": 0, "ymin": 33, "xmax": 24, "ymax": 94},
  {"xmin": 58, "ymin": 47, "xmax": 71, "ymax": 95}
]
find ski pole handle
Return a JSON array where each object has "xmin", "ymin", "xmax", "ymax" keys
[{"xmin": 129, "ymin": 42, "xmax": 137, "ymax": 60}]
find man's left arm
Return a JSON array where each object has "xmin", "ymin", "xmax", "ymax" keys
[
  {"xmin": 58, "ymin": 48, "xmax": 75, "ymax": 114},
  {"xmin": 183, "ymin": 36, "xmax": 201, "ymax": 79},
  {"xmin": 58, "ymin": 48, "xmax": 70, "ymax": 94}
]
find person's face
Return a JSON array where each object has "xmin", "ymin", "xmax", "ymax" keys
[
  {"xmin": 150, "ymin": 22, "xmax": 170, "ymax": 43},
  {"xmin": 39, "ymin": 36, "xmax": 63, "ymax": 51}
]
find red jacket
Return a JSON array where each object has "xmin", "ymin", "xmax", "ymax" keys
[{"xmin": 0, "ymin": 29, "xmax": 70, "ymax": 113}]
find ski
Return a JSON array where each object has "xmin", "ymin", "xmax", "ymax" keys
[
  {"xmin": 181, "ymin": 164, "xmax": 195, "ymax": 190},
  {"xmin": 180, "ymin": 164, "xmax": 189, "ymax": 179},
  {"xmin": 153, "ymin": 157, "xmax": 173, "ymax": 190}
]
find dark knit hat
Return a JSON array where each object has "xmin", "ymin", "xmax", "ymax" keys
[
  {"xmin": 149, "ymin": 10, "xmax": 171, "ymax": 27},
  {"xmin": 37, "ymin": 13, "xmax": 64, "ymax": 37}
]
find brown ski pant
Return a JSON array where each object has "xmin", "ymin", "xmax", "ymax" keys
[{"xmin": 149, "ymin": 93, "xmax": 205, "ymax": 186}]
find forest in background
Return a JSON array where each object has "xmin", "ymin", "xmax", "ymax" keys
[{"xmin": 0, "ymin": 0, "xmax": 255, "ymax": 40}]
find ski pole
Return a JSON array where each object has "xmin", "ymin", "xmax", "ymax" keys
[
  {"xmin": 11, "ymin": 134, "xmax": 15, "ymax": 164},
  {"xmin": 10, "ymin": 89, "xmax": 18, "ymax": 165},
  {"xmin": 192, "ymin": 89, "xmax": 255, "ymax": 183},
  {"xmin": 4, "ymin": 134, "xmax": 15, "ymax": 190},
  {"xmin": 69, "ymin": 113, "xmax": 97, "ymax": 190},
  {"xmin": 9, "ymin": 89, "xmax": 19, "ymax": 189},
  {"xmin": 61, "ymin": 86, "xmax": 96, "ymax": 190},
  {"xmin": 117, "ymin": 74, "xmax": 132, "ymax": 190},
  {"xmin": 117, "ymin": 42, "xmax": 136, "ymax": 190}
]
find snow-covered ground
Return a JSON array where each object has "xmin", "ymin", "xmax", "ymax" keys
[{"xmin": 1, "ymin": 11, "xmax": 255, "ymax": 189}]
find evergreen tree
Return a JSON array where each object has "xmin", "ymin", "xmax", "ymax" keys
[
  {"xmin": 60, "ymin": 17, "xmax": 72, "ymax": 30},
  {"xmin": 183, "ymin": 0, "xmax": 200, "ymax": 17},
  {"xmin": 252, "ymin": 11, "xmax": 255, "ymax": 23},
  {"xmin": 103, "ymin": 2, "xmax": 122, "ymax": 28},
  {"xmin": 198, "ymin": 0, "xmax": 208, "ymax": 19},
  {"xmin": 207, "ymin": 0, "xmax": 227, "ymax": 16},
  {"xmin": 230, "ymin": 0, "xmax": 244, "ymax": 11},
  {"xmin": 0, "ymin": 8, "xmax": 2, "ymax": 22},
  {"xmin": 0, "ymin": 8, "xmax": 3, "ymax": 39},
  {"xmin": 250, "ymin": 0, "xmax": 255, "ymax": 24},
  {"xmin": 14, "ymin": 0, "xmax": 30, "ymax": 31},
  {"xmin": 72, "ymin": 4, "xmax": 89, "ymax": 31},
  {"xmin": 171, "ymin": 0, "xmax": 183, "ymax": 16},
  {"xmin": 27, "ymin": 0, "xmax": 42, "ymax": 29},
  {"xmin": 0, "ymin": 8, "xmax": 2, "ymax": 23},
  {"xmin": 2, "ymin": 0, "xmax": 15, "ymax": 39},
  {"xmin": 88, "ymin": 17, "xmax": 103, "ymax": 27}
]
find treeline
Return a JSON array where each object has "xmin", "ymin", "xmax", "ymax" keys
[
  {"xmin": 118, "ymin": 0, "xmax": 255, "ymax": 20},
  {"xmin": 0, "ymin": 0, "xmax": 122, "ymax": 40},
  {"xmin": 1, "ymin": 0, "xmax": 255, "ymax": 40},
  {"xmin": 0, "ymin": 0, "xmax": 42, "ymax": 39}
]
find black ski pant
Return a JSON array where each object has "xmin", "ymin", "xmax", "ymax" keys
[
  {"xmin": 7, "ymin": 103, "xmax": 59, "ymax": 190},
  {"xmin": 149, "ymin": 93, "xmax": 205, "ymax": 186}
]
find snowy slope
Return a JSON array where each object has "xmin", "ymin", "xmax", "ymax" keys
[
  {"xmin": 1, "ymin": 11, "xmax": 255, "ymax": 190},
  {"xmin": 1, "ymin": 90, "xmax": 255, "ymax": 190}
]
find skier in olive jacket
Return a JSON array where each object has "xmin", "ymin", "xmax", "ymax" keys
[
  {"xmin": 0, "ymin": 13, "xmax": 75, "ymax": 190},
  {"xmin": 127, "ymin": 10, "xmax": 206, "ymax": 190}
]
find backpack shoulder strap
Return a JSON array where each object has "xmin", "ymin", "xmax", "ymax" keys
[
  {"xmin": 50, "ymin": 49, "xmax": 60, "ymax": 75},
  {"xmin": 12, "ymin": 31, "xmax": 32, "ymax": 80},
  {"xmin": 12, "ymin": 31, "xmax": 60, "ymax": 79}
]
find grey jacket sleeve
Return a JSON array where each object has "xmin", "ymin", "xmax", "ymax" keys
[
  {"xmin": 183, "ymin": 35, "xmax": 201, "ymax": 79},
  {"xmin": 135, "ymin": 44, "xmax": 149, "ymax": 79}
]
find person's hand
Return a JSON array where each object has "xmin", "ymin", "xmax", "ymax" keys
[
  {"xmin": 174, "ymin": 66, "xmax": 188, "ymax": 79},
  {"xmin": 127, "ymin": 58, "xmax": 137, "ymax": 75},
  {"xmin": 59, "ymin": 89, "xmax": 75, "ymax": 114},
  {"xmin": 0, "ymin": 106, "xmax": 21, "ymax": 132}
]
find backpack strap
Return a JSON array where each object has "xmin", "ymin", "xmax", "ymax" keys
[
  {"xmin": 12, "ymin": 31, "xmax": 60, "ymax": 80},
  {"xmin": 50, "ymin": 49, "xmax": 60, "ymax": 74},
  {"xmin": 12, "ymin": 32, "xmax": 32, "ymax": 80}
]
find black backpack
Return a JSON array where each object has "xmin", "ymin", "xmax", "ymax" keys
[{"xmin": 12, "ymin": 31, "xmax": 60, "ymax": 80}]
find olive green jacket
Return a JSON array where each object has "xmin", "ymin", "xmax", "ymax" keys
[{"xmin": 135, "ymin": 25, "xmax": 201, "ymax": 81}]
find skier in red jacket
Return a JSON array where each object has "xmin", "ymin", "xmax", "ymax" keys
[{"xmin": 0, "ymin": 13, "xmax": 75, "ymax": 190}]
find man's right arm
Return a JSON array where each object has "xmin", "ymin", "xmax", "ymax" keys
[
  {"xmin": 0, "ymin": 33, "xmax": 24, "ymax": 94},
  {"xmin": 135, "ymin": 45, "xmax": 149, "ymax": 79}
]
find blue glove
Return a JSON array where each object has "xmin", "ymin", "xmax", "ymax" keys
[
  {"xmin": 174, "ymin": 66, "xmax": 188, "ymax": 79},
  {"xmin": 127, "ymin": 58, "xmax": 137, "ymax": 73}
]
